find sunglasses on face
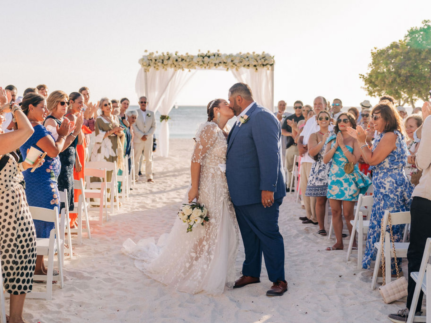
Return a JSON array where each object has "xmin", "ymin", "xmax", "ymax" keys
[
  {"xmin": 332, "ymin": 103, "xmax": 340, "ymax": 106},
  {"xmin": 319, "ymin": 117, "xmax": 329, "ymax": 121},
  {"xmin": 104, "ymin": 103, "xmax": 111, "ymax": 107},
  {"xmin": 372, "ymin": 115, "xmax": 381, "ymax": 121},
  {"xmin": 303, "ymin": 109, "xmax": 311, "ymax": 113},
  {"xmin": 59, "ymin": 101, "xmax": 67, "ymax": 106},
  {"xmin": 362, "ymin": 114, "xmax": 370, "ymax": 118},
  {"xmin": 140, "ymin": 101, "xmax": 147, "ymax": 104},
  {"xmin": 294, "ymin": 106, "xmax": 302, "ymax": 110},
  {"xmin": 337, "ymin": 118, "xmax": 349, "ymax": 124}
]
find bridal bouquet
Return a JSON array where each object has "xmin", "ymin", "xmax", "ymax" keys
[{"xmin": 178, "ymin": 202, "xmax": 209, "ymax": 233}]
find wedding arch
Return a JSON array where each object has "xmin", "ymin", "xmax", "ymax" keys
[{"xmin": 135, "ymin": 51, "xmax": 275, "ymax": 157}]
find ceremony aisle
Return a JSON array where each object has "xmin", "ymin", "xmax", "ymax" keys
[{"xmin": 19, "ymin": 138, "xmax": 405, "ymax": 323}]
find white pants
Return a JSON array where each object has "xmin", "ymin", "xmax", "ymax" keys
[{"xmin": 133, "ymin": 137, "xmax": 153, "ymax": 180}]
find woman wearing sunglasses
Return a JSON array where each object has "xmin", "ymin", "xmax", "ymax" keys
[
  {"xmin": 20, "ymin": 92, "xmax": 75, "ymax": 277},
  {"xmin": 305, "ymin": 111, "xmax": 333, "ymax": 236},
  {"xmin": 89, "ymin": 98, "xmax": 125, "ymax": 184},
  {"xmin": 350, "ymin": 103, "xmax": 413, "ymax": 274},
  {"xmin": 357, "ymin": 109, "xmax": 372, "ymax": 175},
  {"xmin": 323, "ymin": 113, "xmax": 371, "ymax": 250}
]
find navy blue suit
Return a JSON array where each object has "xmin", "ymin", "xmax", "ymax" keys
[{"xmin": 226, "ymin": 103, "xmax": 286, "ymax": 282}]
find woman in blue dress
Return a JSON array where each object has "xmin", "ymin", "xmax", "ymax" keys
[
  {"xmin": 20, "ymin": 93, "xmax": 72, "ymax": 276},
  {"xmin": 353, "ymin": 103, "xmax": 413, "ymax": 273},
  {"xmin": 323, "ymin": 112, "xmax": 372, "ymax": 251}
]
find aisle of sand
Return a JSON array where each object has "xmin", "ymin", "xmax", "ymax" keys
[{"xmin": 19, "ymin": 138, "xmax": 405, "ymax": 323}]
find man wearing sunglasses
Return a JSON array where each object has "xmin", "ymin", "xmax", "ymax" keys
[
  {"xmin": 357, "ymin": 100, "xmax": 372, "ymax": 123},
  {"xmin": 133, "ymin": 96, "xmax": 156, "ymax": 183},
  {"xmin": 281, "ymin": 100, "xmax": 304, "ymax": 191},
  {"xmin": 331, "ymin": 98, "xmax": 343, "ymax": 120}
]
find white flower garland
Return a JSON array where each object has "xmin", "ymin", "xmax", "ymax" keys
[{"xmin": 139, "ymin": 51, "xmax": 275, "ymax": 72}]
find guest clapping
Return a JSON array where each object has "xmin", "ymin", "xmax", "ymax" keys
[
  {"xmin": 305, "ymin": 111, "xmax": 333, "ymax": 236},
  {"xmin": 0, "ymin": 92, "xmax": 40, "ymax": 323},
  {"xmin": 404, "ymin": 115, "xmax": 423, "ymax": 183},
  {"xmin": 323, "ymin": 113, "xmax": 371, "ymax": 250},
  {"xmin": 44, "ymin": 91, "xmax": 83, "ymax": 223},
  {"xmin": 20, "ymin": 93, "xmax": 72, "ymax": 277},
  {"xmin": 354, "ymin": 103, "xmax": 413, "ymax": 273}
]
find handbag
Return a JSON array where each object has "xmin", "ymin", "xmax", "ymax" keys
[
  {"xmin": 344, "ymin": 162, "xmax": 354, "ymax": 174},
  {"xmin": 378, "ymin": 213, "xmax": 408, "ymax": 304},
  {"xmin": 410, "ymin": 170, "xmax": 423, "ymax": 186}
]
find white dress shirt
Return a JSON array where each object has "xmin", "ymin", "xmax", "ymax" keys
[
  {"xmin": 139, "ymin": 109, "xmax": 147, "ymax": 123},
  {"xmin": 236, "ymin": 102, "xmax": 255, "ymax": 125}
]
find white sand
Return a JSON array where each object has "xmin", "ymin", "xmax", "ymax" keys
[{"xmin": 17, "ymin": 138, "xmax": 406, "ymax": 323}]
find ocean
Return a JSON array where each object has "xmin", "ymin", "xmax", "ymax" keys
[{"xmin": 128, "ymin": 105, "xmax": 296, "ymax": 139}]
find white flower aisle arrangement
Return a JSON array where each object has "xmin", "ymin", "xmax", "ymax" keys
[
  {"xmin": 139, "ymin": 51, "xmax": 274, "ymax": 72},
  {"xmin": 178, "ymin": 202, "xmax": 209, "ymax": 233}
]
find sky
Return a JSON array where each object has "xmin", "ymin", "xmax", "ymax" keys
[{"xmin": 1, "ymin": 0, "xmax": 430, "ymax": 108}]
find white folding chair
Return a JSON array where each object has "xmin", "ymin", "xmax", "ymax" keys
[
  {"xmin": 27, "ymin": 206, "xmax": 64, "ymax": 300},
  {"xmin": 71, "ymin": 179, "xmax": 92, "ymax": 244},
  {"xmin": 0, "ymin": 260, "xmax": 7, "ymax": 323},
  {"xmin": 117, "ymin": 157, "xmax": 129, "ymax": 201},
  {"xmin": 371, "ymin": 210, "xmax": 410, "ymax": 290},
  {"xmin": 84, "ymin": 168, "xmax": 108, "ymax": 225},
  {"xmin": 295, "ymin": 157, "xmax": 301, "ymax": 203},
  {"xmin": 407, "ymin": 238, "xmax": 431, "ymax": 323},
  {"xmin": 346, "ymin": 194, "xmax": 374, "ymax": 268},
  {"xmin": 58, "ymin": 190, "xmax": 73, "ymax": 261},
  {"xmin": 130, "ymin": 148, "xmax": 136, "ymax": 188},
  {"xmin": 289, "ymin": 155, "xmax": 298, "ymax": 193},
  {"xmin": 86, "ymin": 161, "xmax": 119, "ymax": 212}
]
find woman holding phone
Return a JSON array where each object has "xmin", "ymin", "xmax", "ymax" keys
[{"xmin": 20, "ymin": 93, "xmax": 73, "ymax": 277}]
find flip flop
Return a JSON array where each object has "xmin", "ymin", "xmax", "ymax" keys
[
  {"xmin": 317, "ymin": 230, "xmax": 327, "ymax": 236},
  {"xmin": 326, "ymin": 247, "xmax": 343, "ymax": 251}
]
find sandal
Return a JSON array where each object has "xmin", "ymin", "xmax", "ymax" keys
[
  {"xmin": 326, "ymin": 246, "xmax": 343, "ymax": 251},
  {"xmin": 317, "ymin": 229, "xmax": 327, "ymax": 236}
]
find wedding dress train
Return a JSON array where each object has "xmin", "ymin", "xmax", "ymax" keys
[{"xmin": 122, "ymin": 122, "xmax": 239, "ymax": 295}]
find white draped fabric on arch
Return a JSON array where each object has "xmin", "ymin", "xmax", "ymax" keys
[{"xmin": 135, "ymin": 52, "xmax": 275, "ymax": 157}]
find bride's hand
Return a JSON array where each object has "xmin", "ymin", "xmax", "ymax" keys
[{"xmin": 188, "ymin": 186, "xmax": 199, "ymax": 203}]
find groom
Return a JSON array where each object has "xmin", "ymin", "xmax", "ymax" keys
[{"xmin": 226, "ymin": 83, "xmax": 287, "ymax": 297}]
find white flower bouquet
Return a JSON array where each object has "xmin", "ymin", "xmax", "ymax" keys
[{"xmin": 178, "ymin": 202, "xmax": 209, "ymax": 233}]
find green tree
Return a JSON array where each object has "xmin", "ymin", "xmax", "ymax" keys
[{"xmin": 360, "ymin": 21, "xmax": 431, "ymax": 107}]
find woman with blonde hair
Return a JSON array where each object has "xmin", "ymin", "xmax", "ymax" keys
[
  {"xmin": 90, "ymin": 98, "xmax": 125, "ymax": 183},
  {"xmin": 404, "ymin": 114, "xmax": 423, "ymax": 183},
  {"xmin": 44, "ymin": 90, "xmax": 83, "ymax": 223}
]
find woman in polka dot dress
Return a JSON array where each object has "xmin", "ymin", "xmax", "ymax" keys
[{"xmin": 0, "ymin": 89, "xmax": 41, "ymax": 323}]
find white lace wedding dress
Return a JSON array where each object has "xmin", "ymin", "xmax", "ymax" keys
[{"xmin": 122, "ymin": 121, "xmax": 239, "ymax": 295}]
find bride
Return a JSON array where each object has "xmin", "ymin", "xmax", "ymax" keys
[{"xmin": 123, "ymin": 99, "xmax": 239, "ymax": 295}]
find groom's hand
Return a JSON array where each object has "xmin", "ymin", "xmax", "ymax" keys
[{"xmin": 262, "ymin": 190, "xmax": 274, "ymax": 208}]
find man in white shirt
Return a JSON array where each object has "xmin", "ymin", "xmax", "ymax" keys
[
  {"xmin": 133, "ymin": 96, "xmax": 156, "ymax": 182},
  {"xmin": 297, "ymin": 96, "xmax": 331, "ymax": 224}
]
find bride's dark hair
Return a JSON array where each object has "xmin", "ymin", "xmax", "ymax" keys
[{"xmin": 207, "ymin": 99, "xmax": 224, "ymax": 122}]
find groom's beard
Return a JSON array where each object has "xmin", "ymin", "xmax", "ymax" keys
[{"xmin": 231, "ymin": 104, "xmax": 241, "ymax": 116}]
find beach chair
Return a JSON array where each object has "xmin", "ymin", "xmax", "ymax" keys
[
  {"xmin": 117, "ymin": 156, "xmax": 130, "ymax": 201},
  {"xmin": 84, "ymin": 168, "xmax": 108, "ymax": 225},
  {"xmin": 0, "ymin": 259, "xmax": 7, "ymax": 323},
  {"xmin": 346, "ymin": 194, "xmax": 374, "ymax": 268},
  {"xmin": 72, "ymin": 179, "xmax": 92, "ymax": 244},
  {"xmin": 58, "ymin": 190, "xmax": 73, "ymax": 262},
  {"xmin": 130, "ymin": 147, "xmax": 136, "ymax": 188},
  {"xmin": 371, "ymin": 210, "xmax": 410, "ymax": 290},
  {"xmin": 407, "ymin": 238, "xmax": 431, "ymax": 323},
  {"xmin": 86, "ymin": 161, "xmax": 119, "ymax": 213},
  {"xmin": 28, "ymin": 206, "xmax": 64, "ymax": 300}
]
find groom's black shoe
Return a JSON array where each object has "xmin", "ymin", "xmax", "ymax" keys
[
  {"xmin": 233, "ymin": 276, "xmax": 260, "ymax": 288},
  {"xmin": 266, "ymin": 280, "xmax": 288, "ymax": 297}
]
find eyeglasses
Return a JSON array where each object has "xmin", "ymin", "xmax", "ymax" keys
[
  {"xmin": 303, "ymin": 109, "xmax": 311, "ymax": 113},
  {"xmin": 372, "ymin": 115, "xmax": 381, "ymax": 121},
  {"xmin": 362, "ymin": 114, "xmax": 370, "ymax": 118},
  {"xmin": 59, "ymin": 101, "xmax": 67, "ymax": 106},
  {"xmin": 103, "ymin": 103, "xmax": 111, "ymax": 107},
  {"xmin": 294, "ymin": 106, "xmax": 302, "ymax": 110},
  {"xmin": 319, "ymin": 117, "xmax": 329, "ymax": 121},
  {"xmin": 337, "ymin": 118, "xmax": 349, "ymax": 124},
  {"xmin": 140, "ymin": 101, "xmax": 147, "ymax": 104},
  {"xmin": 332, "ymin": 103, "xmax": 341, "ymax": 107}
]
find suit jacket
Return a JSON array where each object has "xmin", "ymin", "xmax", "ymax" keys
[
  {"xmin": 133, "ymin": 109, "xmax": 156, "ymax": 142},
  {"xmin": 226, "ymin": 103, "xmax": 286, "ymax": 206}
]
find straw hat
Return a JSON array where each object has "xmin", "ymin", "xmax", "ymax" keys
[{"xmin": 360, "ymin": 100, "xmax": 372, "ymax": 108}]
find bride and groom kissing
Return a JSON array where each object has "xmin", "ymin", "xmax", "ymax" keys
[{"xmin": 123, "ymin": 83, "xmax": 287, "ymax": 297}]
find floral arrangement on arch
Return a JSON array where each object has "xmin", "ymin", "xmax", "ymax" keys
[{"xmin": 139, "ymin": 50, "xmax": 275, "ymax": 72}]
